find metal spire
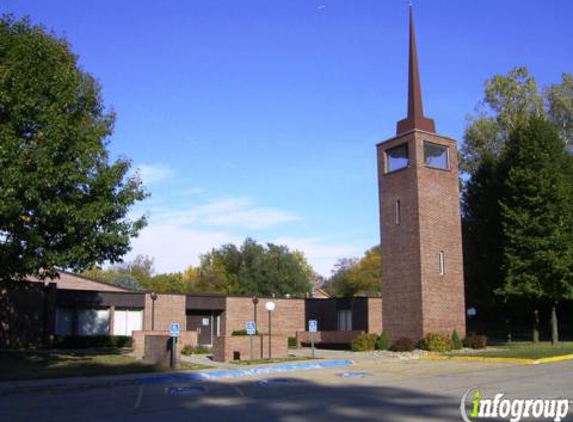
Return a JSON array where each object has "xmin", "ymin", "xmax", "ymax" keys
[{"xmin": 396, "ymin": 3, "xmax": 435, "ymax": 135}]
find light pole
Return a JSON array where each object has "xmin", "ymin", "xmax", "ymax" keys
[
  {"xmin": 252, "ymin": 296, "xmax": 259, "ymax": 332},
  {"xmin": 265, "ymin": 301, "xmax": 275, "ymax": 359},
  {"xmin": 150, "ymin": 292, "xmax": 158, "ymax": 331}
]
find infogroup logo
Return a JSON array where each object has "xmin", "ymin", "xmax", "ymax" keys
[{"xmin": 460, "ymin": 387, "xmax": 571, "ymax": 422}]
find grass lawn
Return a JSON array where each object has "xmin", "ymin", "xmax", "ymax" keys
[
  {"xmin": 0, "ymin": 350, "xmax": 211, "ymax": 382},
  {"xmin": 451, "ymin": 342, "xmax": 573, "ymax": 360},
  {"xmin": 230, "ymin": 355, "xmax": 318, "ymax": 366}
]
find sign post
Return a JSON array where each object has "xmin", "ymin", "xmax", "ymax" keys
[
  {"xmin": 308, "ymin": 320, "xmax": 318, "ymax": 358},
  {"xmin": 169, "ymin": 322, "xmax": 180, "ymax": 370},
  {"xmin": 246, "ymin": 321, "xmax": 256, "ymax": 361}
]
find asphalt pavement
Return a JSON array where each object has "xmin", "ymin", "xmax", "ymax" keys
[{"xmin": 0, "ymin": 351, "xmax": 572, "ymax": 422}]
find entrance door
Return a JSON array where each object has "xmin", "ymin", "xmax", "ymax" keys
[{"xmin": 187, "ymin": 313, "xmax": 213, "ymax": 346}]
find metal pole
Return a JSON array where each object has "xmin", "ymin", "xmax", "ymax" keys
[
  {"xmin": 268, "ymin": 310, "xmax": 272, "ymax": 359},
  {"xmin": 151, "ymin": 301, "xmax": 155, "ymax": 331},
  {"xmin": 249, "ymin": 334, "xmax": 253, "ymax": 361},
  {"xmin": 311, "ymin": 331, "xmax": 315, "ymax": 359},
  {"xmin": 171, "ymin": 336, "xmax": 177, "ymax": 370}
]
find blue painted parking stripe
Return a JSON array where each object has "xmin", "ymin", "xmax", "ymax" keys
[{"xmin": 141, "ymin": 360, "xmax": 353, "ymax": 384}]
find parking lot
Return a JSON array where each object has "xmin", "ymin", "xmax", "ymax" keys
[{"xmin": 1, "ymin": 352, "xmax": 572, "ymax": 422}]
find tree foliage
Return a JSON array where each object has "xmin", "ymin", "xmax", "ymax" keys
[
  {"xmin": 498, "ymin": 117, "xmax": 573, "ymax": 309},
  {"xmin": 326, "ymin": 246, "xmax": 382, "ymax": 297},
  {"xmin": 192, "ymin": 238, "xmax": 313, "ymax": 296},
  {"xmin": 461, "ymin": 67, "xmax": 573, "ymax": 174},
  {"xmin": 0, "ymin": 16, "xmax": 147, "ymax": 282},
  {"xmin": 462, "ymin": 68, "xmax": 573, "ymax": 341}
]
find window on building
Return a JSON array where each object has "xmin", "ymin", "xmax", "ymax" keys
[
  {"xmin": 55, "ymin": 307, "xmax": 73, "ymax": 336},
  {"xmin": 395, "ymin": 200, "xmax": 401, "ymax": 225},
  {"xmin": 439, "ymin": 250, "xmax": 445, "ymax": 276},
  {"xmin": 337, "ymin": 310, "xmax": 352, "ymax": 331},
  {"xmin": 386, "ymin": 143, "xmax": 409, "ymax": 172},
  {"xmin": 424, "ymin": 142, "xmax": 449, "ymax": 169},
  {"xmin": 77, "ymin": 308, "xmax": 110, "ymax": 336},
  {"xmin": 113, "ymin": 308, "xmax": 143, "ymax": 336}
]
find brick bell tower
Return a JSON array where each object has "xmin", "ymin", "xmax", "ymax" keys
[{"xmin": 377, "ymin": 5, "xmax": 466, "ymax": 341}]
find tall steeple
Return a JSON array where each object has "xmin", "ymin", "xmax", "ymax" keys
[{"xmin": 396, "ymin": 4, "xmax": 435, "ymax": 135}]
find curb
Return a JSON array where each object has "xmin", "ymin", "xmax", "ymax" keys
[
  {"xmin": 0, "ymin": 359, "xmax": 353, "ymax": 396},
  {"xmin": 420, "ymin": 353, "xmax": 573, "ymax": 365}
]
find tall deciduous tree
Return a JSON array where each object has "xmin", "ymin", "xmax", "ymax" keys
[
  {"xmin": 326, "ymin": 246, "xmax": 382, "ymax": 297},
  {"xmin": 498, "ymin": 117, "xmax": 573, "ymax": 344},
  {"xmin": 462, "ymin": 68, "xmax": 573, "ymax": 340},
  {"xmin": 193, "ymin": 238, "xmax": 313, "ymax": 296},
  {"xmin": 461, "ymin": 67, "xmax": 573, "ymax": 174},
  {"xmin": 0, "ymin": 16, "xmax": 147, "ymax": 282}
]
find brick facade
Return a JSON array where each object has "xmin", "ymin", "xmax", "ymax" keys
[
  {"xmin": 377, "ymin": 129, "xmax": 466, "ymax": 341},
  {"xmin": 212, "ymin": 335, "xmax": 289, "ymax": 362},
  {"xmin": 296, "ymin": 330, "xmax": 362, "ymax": 347},
  {"xmin": 367, "ymin": 298, "xmax": 383, "ymax": 333},
  {"xmin": 222, "ymin": 297, "xmax": 305, "ymax": 337},
  {"xmin": 143, "ymin": 293, "xmax": 186, "ymax": 332},
  {"xmin": 132, "ymin": 330, "xmax": 198, "ymax": 357}
]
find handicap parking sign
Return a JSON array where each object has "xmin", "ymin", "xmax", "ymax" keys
[
  {"xmin": 246, "ymin": 321, "xmax": 256, "ymax": 335},
  {"xmin": 169, "ymin": 322, "xmax": 180, "ymax": 338},
  {"xmin": 308, "ymin": 320, "xmax": 318, "ymax": 333}
]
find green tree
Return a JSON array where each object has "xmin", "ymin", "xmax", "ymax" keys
[
  {"xmin": 462, "ymin": 156, "xmax": 507, "ymax": 316},
  {"xmin": 498, "ymin": 117, "xmax": 573, "ymax": 344},
  {"xmin": 150, "ymin": 272, "xmax": 187, "ymax": 294},
  {"xmin": 461, "ymin": 67, "xmax": 543, "ymax": 174},
  {"xmin": 0, "ymin": 16, "xmax": 147, "ymax": 282},
  {"xmin": 82, "ymin": 254, "xmax": 154, "ymax": 289},
  {"xmin": 193, "ymin": 238, "xmax": 313, "ymax": 296},
  {"xmin": 326, "ymin": 246, "xmax": 382, "ymax": 297},
  {"xmin": 462, "ymin": 68, "xmax": 573, "ymax": 339}
]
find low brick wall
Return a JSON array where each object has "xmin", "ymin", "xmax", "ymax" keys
[
  {"xmin": 132, "ymin": 330, "xmax": 197, "ymax": 357},
  {"xmin": 143, "ymin": 334, "xmax": 172, "ymax": 369},
  {"xmin": 296, "ymin": 330, "xmax": 363, "ymax": 347},
  {"xmin": 212, "ymin": 335, "xmax": 288, "ymax": 362}
]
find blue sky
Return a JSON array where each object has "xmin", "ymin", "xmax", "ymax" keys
[{"xmin": 4, "ymin": 1, "xmax": 573, "ymax": 276}]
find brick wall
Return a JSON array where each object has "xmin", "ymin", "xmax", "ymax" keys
[
  {"xmin": 377, "ymin": 129, "xmax": 466, "ymax": 341},
  {"xmin": 417, "ymin": 132, "xmax": 466, "ymax": 338},
  {"xmin": 132, "ymin": 330, "xmax": 197, "ymax": 357},
  {"xmin": 212, "ymin": 335, "xmax": 288, "ymax": 362},
  {"xmin": 367, "ymin": 298, "xmax": 383, "ymax": 334},
  {"xmin": 222, "ymin": 297, "xmax": 305, "ymax": 337},
  {"xmin": 296, "ymin": 330, "xmax": 362, "ymax": 347},
  {"xmin": 143, "ymin": 293, "xmax": 186, "ymax": 332}
]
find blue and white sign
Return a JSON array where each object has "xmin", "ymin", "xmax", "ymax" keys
[
  {"xmin": 169, "ymin": 322, "xmax": 180, "ymax": 338},
  {"xmin": 308, "ymin": 320, "xmax": 318, "ymax": 333},
  {"xmin": 246, "ymin": 321, "xmax": 256, "ymax": 335}
]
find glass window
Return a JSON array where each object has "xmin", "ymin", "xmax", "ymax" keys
[
  {"xmin": 337, "ymin": 310, "xmax": 352, "ymax": 331},
  {"xmin": 78, "ymin": 308, "xmax": 110, "ymax": 336},
  {"xmin": 439, "ymin": 251, "xmax": 445, "ymax": 276},
  {"xmin": 386, "ymin": 144, "xmax": 409, "ymax": 172},
  {"xmin": 424, "ymin": 142, "xmax": 449, "ymax": 169},
  {"xmin": 55, "ymin": 308, "xmax": 73, "ymax": 336}
]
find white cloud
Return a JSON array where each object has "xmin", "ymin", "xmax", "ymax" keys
[
  {"xmin": 125, "ymin": 224, "xmax": 239, "ymax": 274},
  {"xmin": 137, "ymin": 164, "xmax": 175, "ymax": 185},
  {"xmin": 182, "ymin": 187, "xmax": 203, "ymax": 195},
  {"xmin": 150, "ymin": 198, "xmax": 302, "ymax": 230}
]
